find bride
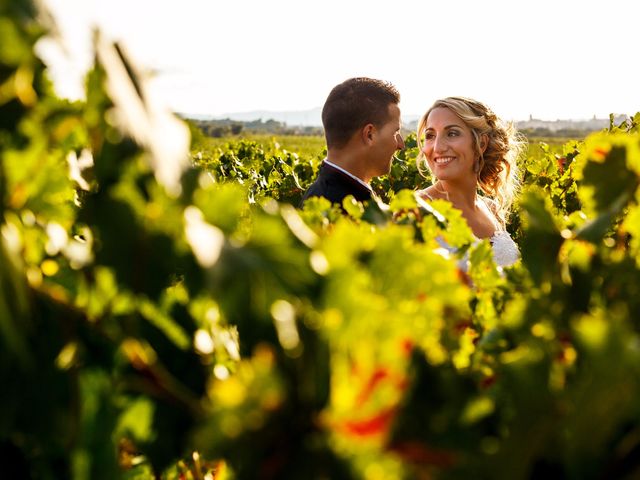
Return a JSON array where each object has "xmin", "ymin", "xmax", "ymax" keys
[{"xmin": 415, "ymin": 97, "xmax": 525, "ymax": 268}]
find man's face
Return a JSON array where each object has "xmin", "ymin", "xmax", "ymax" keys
[{"xmin": 370, "ymin": 103, "xmax": 405, "ymax": 178}]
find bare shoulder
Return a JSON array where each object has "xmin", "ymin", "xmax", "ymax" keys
[
  {"xmin": 479, "ymin": 196, "xmax": 505, "ymax": 228},
  {"xmin": 416, "ymin": 188, "xmax": 432, "ymax": 200},
  {"xmin": 417, "ymin": 187, "xmax": 441, "ymax": 201}
]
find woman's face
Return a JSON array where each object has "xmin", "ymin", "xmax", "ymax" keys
[{"xmin": 421, "ymin": 107, "xmax": 477, "ymax": 183}]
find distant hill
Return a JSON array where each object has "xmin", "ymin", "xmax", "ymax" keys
[
  {"xmin": 187, "ymin": 107, "xmax": 323, "ymax": 127},
  {"xmin": 403, "ymin": 114, "xmax": 629, "ymax": 138},
  {"xmin": 514, "ymin": 115, "xmax": 628, "ymax": 133},
  {"xmin": 182, "ymin": 116, "xmax": 323, "ymax": 138},
  {"xmin": 181, "ymin": 109, "xmax": 628, "ymax": 138},
  {"xmin": 186, "ymin": 107, "xmax": 421, "ymax": 130}
]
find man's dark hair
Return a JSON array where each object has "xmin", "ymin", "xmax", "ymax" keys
[{"xmin": 322, "ymin": 77, "xmax": 400, "ymax": 149}]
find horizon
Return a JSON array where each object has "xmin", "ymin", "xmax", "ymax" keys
[
  {"xmin": 181, "ymin": 107, "xmax": 627, "ymax": 126},
  {"xmin": 40, "ymin": 0, "xmax": 640, "ymax": 123}
]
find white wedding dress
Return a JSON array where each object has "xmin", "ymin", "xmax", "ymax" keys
[
  {"xmin": 420, "ymin": 192, "xmax": 520, "ymax": 270},
  {"xmin": 434, "ymin": 230, "xmax": 520, "ymax": 272},
  {"xmin": 486, "ymin": 230, "xmax": 520, "ymax": 267}
]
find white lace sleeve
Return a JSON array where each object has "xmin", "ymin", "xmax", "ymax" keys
[{"xmin": 490, "ymin": 231, "xmax": 520, "ymax": 267}]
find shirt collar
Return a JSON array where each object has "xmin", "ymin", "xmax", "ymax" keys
[{"xmin": 323, "ymin": 159, "xmax": 372, "ymax": 192}]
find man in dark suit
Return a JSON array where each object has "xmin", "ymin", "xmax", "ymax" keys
[{"xmin": 301, "ymin": 77, "xmax": 405, "ymax": 207}]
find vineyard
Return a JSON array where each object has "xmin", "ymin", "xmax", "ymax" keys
[{"xmin": 3, "ymin": 2, "xmax": 640, "ymax": 479}]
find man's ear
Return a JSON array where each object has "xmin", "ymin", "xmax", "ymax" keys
[{"xmin": 361, "ymin": 123, "xmax": 376, "ymax": 145}]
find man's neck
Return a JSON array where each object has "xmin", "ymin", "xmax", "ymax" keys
[{"xmin": 326, "ymin": 152, "xmax": 370, "ymax": 184}]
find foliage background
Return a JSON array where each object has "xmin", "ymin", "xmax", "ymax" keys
[{"xmin": 2, "ymin": 1, "xmax": 640, "ymax": 479}]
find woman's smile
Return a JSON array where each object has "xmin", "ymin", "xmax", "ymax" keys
[{"xmin": 434, "ymin": 156, "xmax": 455, "ymax": 165}]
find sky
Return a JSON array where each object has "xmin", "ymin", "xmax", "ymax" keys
[{"xmin": 40, "ymin": 0, "xmax": 640, "ymax": 123}]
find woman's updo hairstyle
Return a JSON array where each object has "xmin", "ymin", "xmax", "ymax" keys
[{"xmin": 417, "ymin": 97, "xmax": 526, "ymax": 226}]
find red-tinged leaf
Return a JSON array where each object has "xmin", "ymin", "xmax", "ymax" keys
[
  {"xmin": 341, "ymin": 406, "xmax": 398, "ymax": 437},
  {"xmin": 354, "ymin": 367, "xmax": 389, "ymax": 407},
  {"xmin": 480, "ymin": 375, "xmax": 497, "ymax": 389},
  {"xmin": 457, "ymin": 268, "xmax": 472, "ymax": 286},
  {"xmin": 593, "ymin": 147, "xmax": 609, "ymax": 160},
  {"xmin": 353, "ymin": 366, "xmax": 409, "ymax": 408},
  {"xmin": 401, "ymin": 338, "xmax": 414, "ymax": 357},
  {"xmin": 453, "ymin": 321, "xmax": 473, "ymax": 335}
]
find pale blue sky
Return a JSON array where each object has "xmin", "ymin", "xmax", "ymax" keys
[{"xmin": 41, "ymin": 0, "xmax": 640, "ymax": 122}]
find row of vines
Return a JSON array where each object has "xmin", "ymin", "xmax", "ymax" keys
[{"xmin": 2, "ymin": 1, "xmax": 640, "ymax": 479}]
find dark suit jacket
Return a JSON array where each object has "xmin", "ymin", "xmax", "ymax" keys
[{"xmin": 300, "ymin": 161, "xmax": 372, "ymax": 207}]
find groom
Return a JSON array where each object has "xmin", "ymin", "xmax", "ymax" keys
[{"xmin": 301, "ymin": 77, "xmax": 405, "ymax": 207}]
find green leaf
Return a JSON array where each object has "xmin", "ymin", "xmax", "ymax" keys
[
  {"xmin": 115, "ymin": 397, "xmax": 155, "ymax": 444},
  {"xmin": 460, "ymin": 395, "xmax": 495, "ymax": 426},
  {"xmin": 0, "ymin": 237, "xmax": 31, "ymax": 366},
  {"xmin": 575, "ymin": 189, "xmax": 631, "ymax": 243},
  {"xmin": 342, "ymin": 195, "xmax": 364, "ymax": 219},
  {"xmin": 580, "ymin": 145, "xmax": 638, "ymax": 214},
  {"xmin": 518, "ymin": 190, "xmax": 563, "ymax": 284},
  {"xmin": 388, "ymin": 188, "xmax": 418, "ymax": 212}
]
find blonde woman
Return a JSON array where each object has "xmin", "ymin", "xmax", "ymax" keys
[{"xmin": 416, "ymin": 97, "xmax": 525, "ymax": 267}]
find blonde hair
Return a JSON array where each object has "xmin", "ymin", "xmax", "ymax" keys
[{"xmin": 416, "ymin": 97, "xmax": 526, "ymax": 226}]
